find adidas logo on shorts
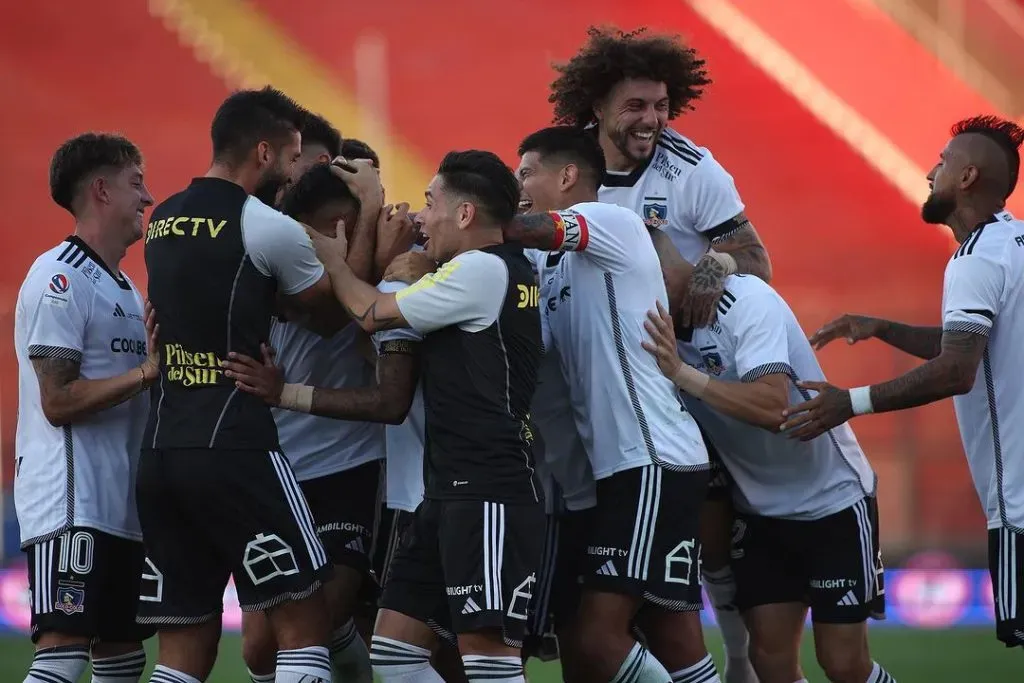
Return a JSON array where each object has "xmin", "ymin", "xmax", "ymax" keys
[
  {"xmin": 461, "ymin": 597, "xmax": 482, "ymax": 614},
  {"xmin": 345, "ymin": 537, "xmax": 366, "ymax": 554},
  {"xmin": 596, "ymin": 560, "xmax": 618, "ymax": 577},
  {"xmin": 836, "ymin": 589, "xmax": 860, "ymax": 606}
]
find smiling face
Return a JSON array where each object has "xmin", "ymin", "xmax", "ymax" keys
[
  {"xmin": 515, "ymin": 151, "xmax": 567, "ymax": 214},
  {"xmin": 254, "ymin": 129, "xmax": 302, "ymax": 205},
  {"xmin": 415, "ymin": 174, "xmax": 468, "ymax": 262},
  {"xmin": 594, "ymin": 78, "xmax": 669, "ymax": 170},
  {"xmin": 103, "ymin": 163, "xmax": 154, "ymax": 245}
]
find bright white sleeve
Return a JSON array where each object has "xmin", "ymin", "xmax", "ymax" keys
[
  {"xmin": 243, "ymin": 199, "xmax": 326, "ymax": 296},
  {"xmin": 373, "ymin": 280, "xmax": 424, "ymax": 348},
  {"xmin": 23, "ymin": 268, "xmax": 91, "ymax": 363},
  {"xmin": 682, "ymin": 156, "xmax": 746, "ymax": 240},
  {"xmin": 546, "ymin": 202, "xmax": 645, "ymax": 274},
  {"xmin": 395, "ymin": 251, "xmax": 507, "ymax": 335},
  {"xmin": 726, "ymin": 284, "xmax": 792, "ymax": 382},
  {"xmin": 942, "ymin": 253, "xmax": 1005, "ymax": 336}
]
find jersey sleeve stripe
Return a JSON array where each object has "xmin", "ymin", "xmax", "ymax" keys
[
  {"xmin": 740, "ymin": 362, "xmax": 795, "ymax": 383},
  {"xmin": 656, "ymin": 140, "xmax": 701, "ymax": 167},
  {"xmin": 954, "ymin": 226, "xmax": 986, "ymax": 259},
  {"xmin": 705, "ymin": 214, "xmax": 749, "ymax": 241},
  {"xmin": 961, "ymin": 308, "xmax": 995, "ymax": 320},
  {"xmin": 658, "ymin": 132, "xmax": 704, "ymax": 164},
  {"xmin": 943, "ymin": 321, "xmax": 992, "ymax": 336},
  {"xmin": 27, "ymin": 345, "xmax": 83, "ymax": 363},
  {"xmin": 716, "ymin": 290, "xmax": 737, "ymax": 317}
]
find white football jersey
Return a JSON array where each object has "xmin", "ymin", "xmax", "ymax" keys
[
  {"xmin": 598, "ymin": 127, "xmax": 745, "ymax": 265},
  {"xmin": 14, "ymin": 237, "xmax": 150, "ymax": 546},
  {"xmin": 678, "ymin": 275, "xmax": 876, "ymax": 519},
  {"xmin": 941, "ymin": 210, "xmax": 1024, "ymax": 532},
  {"xmin": 270, "ymin": 320, "xmax": 385, "ymax": 481},
  {"xmin": 541, "ymin": 202, "xmax": 708, "ymax": 479},
  {"xmin": 524, "ymin": 249, "xmax": 596, "ymax": 514},
  {"xmin": 372, "ymin": 280, "xmax": 425, "ymax": 513}
]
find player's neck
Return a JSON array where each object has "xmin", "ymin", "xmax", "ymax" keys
[
  {"xmin": 206, "ymin": 162, "xmax": 258, "ymax": 195},
  {"xmin": 598, "ymin": 130, "xmax": 636, "ymax": 173},
  {"xmin": 74, "ymin": 223, "xmax": 126, "ymax": 274},
  {"xmin": 948, "ymin": 199, "xmax": 1003, "ymax": 242},
  {"xmin": 455, "ymin": 227, "xmax": 504, "ymax": 257}
]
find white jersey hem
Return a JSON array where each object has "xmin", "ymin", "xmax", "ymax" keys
[
  {"xmin": 735, "ymin": 490, "xmax": 870, "ymax": 522},
  {"xmin": 592, "ymin": 457, "xmax": 659, "ymax": 481}
]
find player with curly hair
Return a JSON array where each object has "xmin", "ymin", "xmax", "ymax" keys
[{"xmin": 547, "ymin": 27, "xmax": 767, "ymax": 683}]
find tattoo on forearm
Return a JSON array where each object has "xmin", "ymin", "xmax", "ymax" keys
[
  {"xmin": 711, "ymin": 222, "xmax": 771, "ymax": 281},
  {"xmin": 505, "ymin": 213, "xmax": 560, "ymax": 249},
  {"xmin": 876, "ymin": 323, "xmax": 943, "ymax": 360},
  {"xmin": 310, "ymin": 353, "xmax": 418, "ymax": 423},
  {"xmin": 32, "ymin": 357, "xmax": 80, "ymax": 393},
  {"xmin": 871, "ymin": 331, "xmax": 986, "ymax": 412},
  {"xmin": 344, "ymin": 299, "xmax": 399, "ymax": 329}
]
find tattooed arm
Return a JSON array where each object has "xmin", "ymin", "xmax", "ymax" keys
[
  {"xmin": 868, "ymin": 330, "xmax": 985, "ymax": 411},
  {"xmin": 321, "ymin": 257, "xmax": 406, "ymax": 333},
  {"xmin": 809, "ymin": 314, "xmax": 942, "ymax": 360},
  {"xmin": 310, "ymin": 341, "xmax": 421, "ymax": 423},
  {"xmin": 707, "ymin": 215, "xmax": 772, "ymax": 282},
  {"xmin": 503, "ymin": 212, "xmax": 563, "ymax": 250},
  {"xmin": 32, "ymin": 356, "xmax": 154, "ymax": 427}
]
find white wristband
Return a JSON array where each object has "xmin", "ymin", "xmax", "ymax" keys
[
  {"xmin": 279, "ymin": 383, "xmax": 314, "ymax": 413},
  {"xmin": 849, "ymin": 386, "xmax": 874, "ymax": 416},
  {"xmin": 671, "ymin": 363, "xmax": 711, "ymax": 398},
  {"xmin": 707, "ymin": 250, "xmax": 738, "ymax": 275}
]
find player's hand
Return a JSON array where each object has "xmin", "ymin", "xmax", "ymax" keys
[
  {"xmin": 330, "ymin": 156, "xmax": 384, "ymax": 215},
  {"xmin": 779, "ymin": 380, "xmax": 852, "ymax": 440},
  {"xmin": 305, "ymin": 221, "xmax": 348, "ymax": 273},
  {"xmin": 808, "ymin": 314, "xmax": 886, "ymax": 350},
  {"xmin": 375, "ymin": 203, "xmax": 419, "ymax": 274},
  {"xmin": 221, "ymin": 343, "xmax": 285, "ymax": 405},
  {"xmin": 679, "ymin": 253, "xmax": 728, "ymax": 328},
  {"xmin": 641, "ymin": 301, "xmax": 684, "ymax": 379},
  {"xmin": 384, "ymin": 251, "xmax": 436, "ymax": 284},
  {"xmin": 140, "ymin": 299, "xmax": 160, "ymax": 385}
]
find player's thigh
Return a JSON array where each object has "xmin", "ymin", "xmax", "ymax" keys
[
  {"xmin": 744, "ymin": 602, "xmax": 806, "ymax": 683},
  {"xmin": 804, "ymin": 497, "xmax": 879, "ymax": 626},
  {"xmin": 136, "ymin": 448, "xmax": 229, "ymax": 626},
  {"xmin": 731, "ymin": 512, "xmax": 804, "ymax": 616},
  {"xmin": 300, "ymin": 461, "xmax": 380, "ymax": 578},
  {"xmin": 94, "ymin": 535, "xmax": 156, "ymax": 644},
  {"xmin": 438, "ymin": 499, "xmax": 546, "ymax": 649},
  {"xmin": 988, "ymin": 526, "xmax": 1024, "ymax": 648},
  {"xmin": 378, "ymin": 501, "xmax": 451, "ymax": 645}
]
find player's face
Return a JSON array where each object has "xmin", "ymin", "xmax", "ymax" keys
[
  {"xmin": 922, "ymin": 139, "xmax": 966, "ymax": 224},
  {"xmin": 105, "ymin": 164, "xmax": 154, "ymax": 244},
  {"xmin": 596, "ymin": 78, "xmax": 669, "ymax": 166},
  {"xmin": 255, "ymin": 130, "xmax": 301, "ymax": 206},
  {"xmin": 416, "ymin": 175, "xmax": 465, "ymax": 263},
  {"xmin": 302, "ymin": 199, "xmax": 359, "ymax": 239},
  {"xmin": 516, "ymin": 151, "xmax": 563, "ymax": 214}
]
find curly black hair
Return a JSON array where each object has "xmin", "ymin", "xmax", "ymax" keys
[
  {"xmin": 550, "ymin": 26, "xmax": 711, "ymax": 128},
  {"xmin": 952, "ymin": 115, "xmax": 1024, "ymax": 198},
  {"xmin": 49, "ymin": 133, "xmax": 143, "ymax": 215}
]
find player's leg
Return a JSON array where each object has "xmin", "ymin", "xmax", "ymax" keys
[
  {"xmin": 372, "ymin": 501, "xmax": 447, "ymax": 682},
  {"xmin": 520, "ymin": 510, "xmax": 561, "ymax": 668},
  {"xmin": 240, "ymin": 610, "xmax": 277, "ymax": 683},
  {"xmin": 988, "ymin": 527, "xmax": 1024, "ymax": 650},
  {"xmin": 232, "ymin": 450, "xmax": 334, "ymax": 682},
  {"xmin": 730, "ymin": 512, "xmax": 806, "ymax": 683},
  {"xmin": 807, "ymin": 498, "xmax": 895, "ymax": 683},
  {"xmin": 549, "ymin": 508, "xmax": 591, "ymax": 683},
  {"xmin": 632, "ymin": 467, "xmax": 721, "ymax": 683},
  {"xmin": 699, "ymin": 447, "xmax": 757, "ymax": 683},
  {"xmin": 574, "ymin": 466, "xmax": 675, "ymax": 682},
  {"xmin": 90, "ymin": 535, "xmax": 155, "ymax": 683},
  {"xmin": 440, "ymin": 500, "xmax": 545, "ymax": 683},
  {"xmin": 135, "ymin": 448, "xmax": 230, "ymax": 682}
]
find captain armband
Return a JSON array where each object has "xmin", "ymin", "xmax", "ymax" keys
[{"xmin": 379, "ymin": 339, "xmax": 419, "ymax": 356}]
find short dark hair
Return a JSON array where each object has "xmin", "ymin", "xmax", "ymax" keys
[
  {"xmin": 210, "ymin": 86, "xmax": 307, "ymax": 164},
  {"xmin": 952, "ymin": 115, "xmax": 1024, "ymax": 198},
  {"xmin": 436, "ymin": 150, "xmax": 520, "ymax": 225},
  {"xmin": 550, "ymin": 26, "xmax": 711, "ymax": 128},
  {"xmin": 518, "ymin": 126, "xmax": 607, "ymax": 191},
  {"xmin": 49, "ymin": 133, "xmax": 143, "ymax": 215},
  {"xmin": 301, "ymin": 112, "xmax": 342, "ymax": 159},
  {"xmin": 341, "ymin": 138, "xmax": 380, "ymax": 168},
  {"xmin": 280, "ymin": 163, "xmax": 359, "ymax": 220}
]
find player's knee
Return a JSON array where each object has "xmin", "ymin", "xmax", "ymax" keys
[
  {"xmin": 699, "ymin": 496, "xmax": 735, "ymax": 570},
  {"xmin": 814, "ymin": 637, "xmax": 871, "ymax": 683},
  {"xmin": 266, "ymin": 591, "xmax": 332, "ymax": 649},
  {"xmin": 240, "ymin": 618, "xmax": 277, "ymax": 674},
  {"xmin": 456, "ymin": 629, "xmax": 516, "ymax": 657},
  {"xmin": 748, "ymin": 640, "xmax": 800, "ymax": 683}
]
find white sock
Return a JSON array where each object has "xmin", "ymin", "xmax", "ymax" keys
[
  {"xmin": 866, "ymin": 661, "xmax": 897, "ymax": 683},
  {"xmin": 612, "ymin": 642, "xmax": 673, "ymax": 683},
  {"xmin": 149, "ymin": 666, "xmax": 203, "ymax": 683},
  {"xmin": 92, "ymin": 649, "xmax": 147, "ymax": 683},
  {"xmin": 702, "ymin": 567, "xmax": 751, "ymax": 662},
  {"xmin": 276, "ymin": 646, "xmax": 332, "ymax": 682},
  {"xmin": 370, "ymin": 636, "xmax": 445, "ymax": 682},
  {"xmin": 24, "ymin": 645, "xmax": 90, "ymax": 683},
  {"xmin": 671, "ymin": 654, "xmax": 721, "ymax": 683},
  {"xmin": 330, "ymin": 619, "xmax": 372, "ymax": 682},
  {"xmin": 248, "ymin": 671, "xmax": 276, "ymax": 683},
  {"xmin": 794, "ymin": 679, "xmax": 809, "ymax": 683},
  {"xmin": 462, "ymin": 654, "xmax": 524, "ymax": 682}
]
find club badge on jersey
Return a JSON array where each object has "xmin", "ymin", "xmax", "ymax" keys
[{"xmin": 642, "ymin": 200, "xmax": 669, "ymax": 229}]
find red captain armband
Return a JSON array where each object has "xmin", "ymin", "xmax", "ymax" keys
[{"xmin": 547, "ymin": 210, "xmax": 590, "ymax": 253}]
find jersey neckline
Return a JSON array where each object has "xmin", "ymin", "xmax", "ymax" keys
[{"xmin": 62, "ymin": 236, "xmax": 131, "ymax": 291}]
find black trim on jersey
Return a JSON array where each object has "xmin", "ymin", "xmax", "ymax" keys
[
  {"xmin": 661, "ymin": 128, "xmax": 705, "ymax": 160},
  {"xmin": 545, "ymin": 252, "xmax": 564, "ymax": 268},
  {"xmin": 943, "ymin": 321, "xmax": 992, "ymax": 336},
  {"xmin": 27, "ymin": 345, "xmax": 83, "ymax": 363},
  {"xmin": 705, "ymin": 214, "xmax": 749, "ymax": 242},
  {"xmin": 954, "ymin": 224, "xmax": 988, "ymax": 259},
  {"xmin": 59, "ymin": 236, "xmax": 132, "ymax": 290},
  {"xmin": 982, "ymin": 350, "xmax": 1020, "ymax": 533},
  {"xmin": 740, "ymin": 362, "xmax": 794, "ymax": 383},
  {"xmin": 604, "ymin": 273, "xmax": 659, "ymax": 463},
  {"xmin": 716, "ymin": 290, "xmax": 737, "ymax": 317},
  {"xmin": 63, "ymin": 425, "xmax": 75, "ymax": 532},
  {"xmin": 658, "ymin": 133, "xmax": 702, "ymax": 166},
  {"xmin": 601, "ymin": 149, "xmax": 656, "ymax": 188},
  {"xmin": 961, "ymin": 308, "xmax": 995, "ymax": 320}
]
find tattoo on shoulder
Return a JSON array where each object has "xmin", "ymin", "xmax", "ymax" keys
[{"xmin": 31, "ymin": 357, "xmax": 80, "ymax": 386}]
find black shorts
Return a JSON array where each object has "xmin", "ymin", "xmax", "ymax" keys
[
  {"xmin": 988, "ymin": 527, "xmax": 1024, "ymax": 648},
  {"xmin": 380, "ymin": 498, "xmax": 545, "ymax": 648},
  {"xmin": 697, "ymin": 421, "xmax": 731, "ymax": 500},
  {"xmin": 300, "ymin": 460, "xmax": 382, "ymax": 574},
  {"xmin": 583, "ymin": 465, "xmax": 708, "ymax": 611},
  {"xmin": 732, "ymin": 497, "xmax": 884, "ymax": 624},
  {"xmin": 25, "ymin": 527, "xmax": 154, "ymax": 644},
  {"xmin": 357, "ymin": 506, "xmax": 414, "ymax": 618},
  {"xmin": 135, "ymin": 448, "xmax": 332, "ymax": 625}
]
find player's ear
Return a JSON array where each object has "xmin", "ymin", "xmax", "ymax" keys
[
  {"xmin": 456, "ymin": 201, "xmax": 476, "ymax": 230},
  {"xmin": 561, "ymin": 164, "xmax": 580, "ymax": 192},
  {"xmin": 960, "ymin": 164, "xmax": 980, "ymax": 190},
  {"xmin": 316, "ymin": 152, "xmax": 331, "ymax": 165},
  {"xmin": 256, "ymin": 140, "xmax": 273, "ymax": 168},
  {"xmin": 91, "ymin": 174, "xmax": 111, "ymax": 206}
]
